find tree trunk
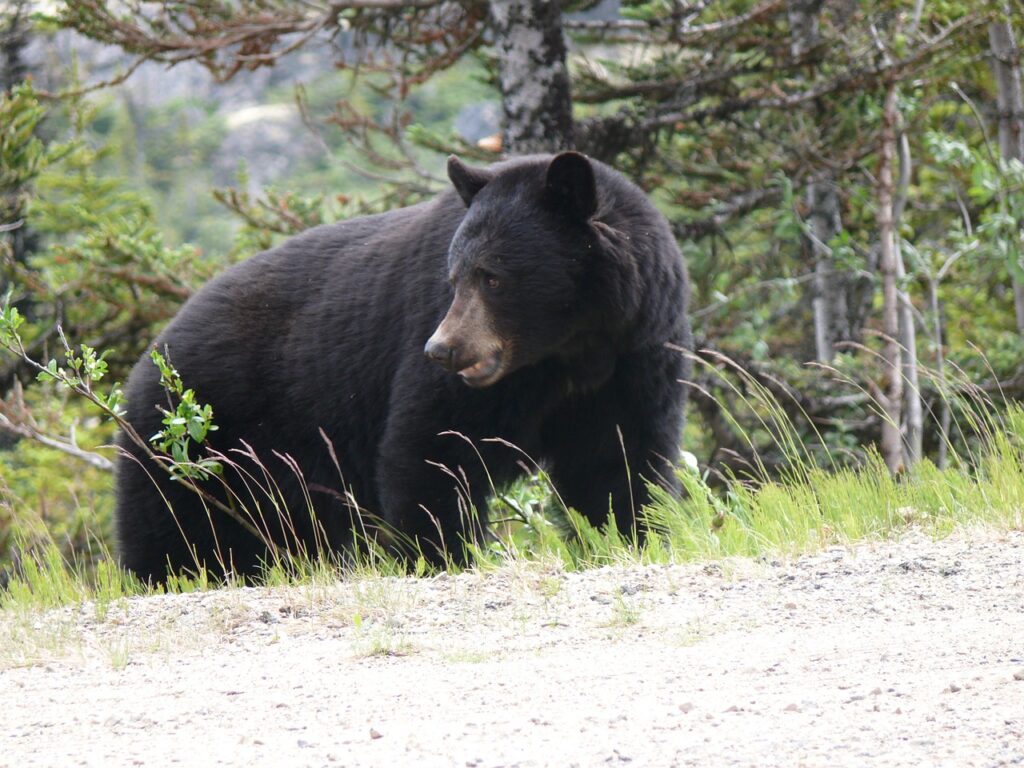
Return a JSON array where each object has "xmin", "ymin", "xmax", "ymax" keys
[
  {"xmin": 786, "ymin": 0, "xmax": 822, "ymax": 54},
  {"xmin": 894, "ymin": 133, "xmax": 922, "ymax": 467},
  {"xmin": 806, "ymin": 180, "xmax": 844, "ymax": 361},
  {"xmin": 0, "ymin": 1, "xmax": 30, "ymax": 92},
  {"xmin": 489, "ymin": 0, "xmax": 574, "ymax": 153},
  {"xmin": 877, "ymin": 80, "xmax": 904, "ymax": 475},
  {"xmin": 895, "ymin": 251, "xmax": 922, "ymax": 466},
  {"xmin": 988, "ymin": 19, "xmax": 1024, "ymax": 333},
  {"xmin": 927, "ymin": 274, "xmax": 951, "ymax": 469},
  {"xmin": 788, "ymin": 0, "xmax": 843, "ymax": 362}
]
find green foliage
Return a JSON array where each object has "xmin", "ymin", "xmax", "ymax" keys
[
  {"xmin": 477, "ymin": 397, "xmax": 1024, "ymax": 570},
  {"xmin": 147, "ymin": 348, "xmax": 221, "ymax": 481},
  {"xmin": 6, "ymin": 398, "xmax": 1024, "ymax": 610},
  {"xmin": 0, "ymin": 83, "xmax": 71, "ymax": 226},
  {"xmin": 0, "ymin": 294, "xmax": 230, "ymax": 580},
  {"xmin": 0, "ymin": 85, "xmax": 224, "ymax": 578},
  {"xmin": 0, "ymin": 410, "xmax": 115, "ymax": 588},
  {"xmin": 4, "ymin": 0, "xmax": 1024, "ymax": 594},
  {"xmin": 4, "ymin": 87, "xmax": 214, "ymax": 379},
  {"xmin": 212, "ymin": 165, "xmax": 331, "ymax": 256},
  {"xmin": 0, "ymin": 299, "xmax": 24, "ymax": 341},
  {"xmin": 34, "ymin": 341, "xmax": 124, "ymax": 415}
]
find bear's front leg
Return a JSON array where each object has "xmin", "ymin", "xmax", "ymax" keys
[
  {"xmin": 543, "ymin": 346, "xmax": 689, "ymax": 537},
  {"xmin": 375, "ymin": 423, "xmax": 492, "ymax": 568}
]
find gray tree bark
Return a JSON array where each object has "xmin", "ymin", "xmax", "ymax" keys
[
  {"xmin": 489, "ymin": 0, "xmax": 574, "ymax": 153},
  {"xmin": 0, "ymin": 1, "xmax": 29, "ymax": 92},
  {"xmin": 805, "ymin": 181, "xmax": 845, "ymax": 362},
  {"xmin": 877, "ymin": 80, "xmax": 904, "ymax": 475},
  {"xmin": 927, "ymin": 267, "xmax": 952, "ymax": 470},
  {"xmin": 988, "ymin": 19, "xmax": 1024, "ymax": 333},
  {"xmin": 788, "ymin": 0, "xmax": 844, "ymax": 362},
  {"xmin": 894, "ymin": 133, "xmax": 922, "ymax": 467}
]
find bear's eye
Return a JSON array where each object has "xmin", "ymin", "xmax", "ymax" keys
[{"xmin": 480, "ymin": 271, "xmax": 500, "ymax": 290}]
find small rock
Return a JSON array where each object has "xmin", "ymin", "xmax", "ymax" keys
[
  {"xmin": 369, "ymin": 728, "xmax": 383, "ymax": 740},
  {"xmin": 870, "ymin": 687, "xmax": 883, "ymax": 696},
  {"xmin": 784, "ymin": 703, "xmax": 801, "ymax": 713},
  {"xmin": 945, "ymin": 684, "xmax": 962, "ymax": 694},
  {"xmin": 784, "ymin": 602, "xmax": 797, "ymax": 610},
  {"xmin": 1013, "ymin": 669, "xmax": 1024, "ymax": 681},
  {"xmin": 678, "ymin": 703, "xmax": 695, "ymax": 714}
]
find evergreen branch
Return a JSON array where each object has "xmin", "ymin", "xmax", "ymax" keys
[
  {"xmin": 564, "ymin": 0, "xmax": 784, "ymax": 42},
  {"xmin": 643, "ymin": 15, "xmax": 983, "ymax": 131}
]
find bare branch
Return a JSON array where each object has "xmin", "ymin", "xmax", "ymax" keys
[
  {"xmin": 35, "ymin": 56, "xmax": 147, "ymax": 102},
  {"xmin": 0, "ymin": 384, "xmax": 113, "ymax": 471},
  {"xmin": 0, "ymin": 413, "xmax": 114, "ymax": 471}
]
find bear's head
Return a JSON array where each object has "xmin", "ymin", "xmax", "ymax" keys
[{"xmin": 424, "ymin": 152, "xmax": 603, "ymax": 388}]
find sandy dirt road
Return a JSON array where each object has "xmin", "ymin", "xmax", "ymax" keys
[{"xmin": 2, "ymin": 528, "xmax": 1023, "ymax": 767}]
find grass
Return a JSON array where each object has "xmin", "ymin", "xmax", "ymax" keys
[
  {"xmin": 2, "ymin": 387, "xmax": 1023, "ymax": 620},
  {"xmin": 608, "ymin": 592, "xmax": 643, "ymax": 628},
  {"xmin": 352, "ymin": 619, "xmax": 415, "ymax": 658}
]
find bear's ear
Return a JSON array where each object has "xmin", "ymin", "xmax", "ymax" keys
[
  {"xmin": 448, "ymin": 155, "xmax": 492, "ymax": 207},
  {"xmin": 545, "ymin": 151, "xmax": 597, "ymax": 221}
]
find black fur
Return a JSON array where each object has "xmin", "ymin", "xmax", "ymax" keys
[{"xmin": 115, "ymin": 153, "xmax": 692, "ymax": 582}]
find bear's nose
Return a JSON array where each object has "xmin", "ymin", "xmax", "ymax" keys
[{"xmin": 424, "ymin": 338, "xmax": 456, "ymax": 369}]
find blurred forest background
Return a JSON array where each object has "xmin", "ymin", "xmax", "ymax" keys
[{"xmin": 2, "ymin": 0, "xmax": 1024, "ymax": 576}]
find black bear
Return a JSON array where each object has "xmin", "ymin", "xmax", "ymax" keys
[{"xmin": 115, "ymin": 152, "xmax": 692, "ymax": 582}]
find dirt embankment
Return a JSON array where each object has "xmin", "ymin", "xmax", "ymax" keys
[{"xmin": 2, "ymin": 528, "xmax": 1023, "ymax": 767}]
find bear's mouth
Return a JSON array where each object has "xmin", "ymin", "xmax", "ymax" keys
[{"xmin": 458, "ymin": 350, "xmax": 503, "ymax": 387}]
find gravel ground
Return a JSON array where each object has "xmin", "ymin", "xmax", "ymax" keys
[{"xmin": 2, "ymin": 527, "xmax": 1023, "ymax": 767}]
